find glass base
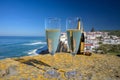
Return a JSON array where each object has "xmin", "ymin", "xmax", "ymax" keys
[
  {"xmin": 65, "ymin": 70, "xmax": 77, "ymax": 79},
  {"xmin": 44, "ymin": 69, "xmax": 60, "ymax": 79}
]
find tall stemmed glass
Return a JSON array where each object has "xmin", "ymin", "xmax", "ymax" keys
[
  {"xmin": 65, "ymin": 17, "xmax": 81, "ymax": 79},
  {"xmin": 44, "ymin": 18, "xmax": 61, "ymax": 79}
]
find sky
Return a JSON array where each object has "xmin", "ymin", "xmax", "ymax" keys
[{"xmin": 0, "ymin": 0, "xmax": 120, "ymax": 36}]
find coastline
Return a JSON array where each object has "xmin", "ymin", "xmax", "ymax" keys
[{"xmin": 0, "ymin": 53, "xmax": 120, "ymax": 80}]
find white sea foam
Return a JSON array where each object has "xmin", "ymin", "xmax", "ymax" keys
[
  {"xmin": 23, "ymin": 41, "xmax": 46, "ymax": 45},
  {"xmin": 27, "ymin": 46, "xmax": 44, "ymax": 56},
  {"xmin": 27, "ymin": 49, "xmax": 38, "ymax": 56}
]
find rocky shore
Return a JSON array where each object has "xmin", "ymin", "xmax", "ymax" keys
[{"xmin": 0, "ymin": 53, "xmax": 120, "ymax": 80}]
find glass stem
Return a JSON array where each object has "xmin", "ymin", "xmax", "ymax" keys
[
  {"xmin": 51, "ymin": 55, "xmax": 55, "ymax": 69},
  {"xmin": 72, "ymin": 55, "xmax": 75, "ymax": 70}
]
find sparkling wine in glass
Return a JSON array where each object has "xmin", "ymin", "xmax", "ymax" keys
[
  {"xmin": 44, "ymin": 18, "xmax": 61, "ymax": 79},
  {"xmin": 65, "ymin": 17, "xmax": 82, "ymax": 79}
]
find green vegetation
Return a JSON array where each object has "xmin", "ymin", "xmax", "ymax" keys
[
  {"xmin": 101, "ymin": 30, "xmax": 120, "ymax": 37},
  {"xmin": 97, "ymin": 44, "xmax": 120, "ymax": 55},
  {"xmin": 98, "ymin": 42, "xmax": 103, "ymax": 44},
  {"xmin": 108, "ymin": 30, "xmax": 120, "ymax": 37}
]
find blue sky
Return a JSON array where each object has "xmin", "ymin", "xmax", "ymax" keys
[{"xmin": 0, "ymin": 0, "xmax": 120, "ymax": 36}]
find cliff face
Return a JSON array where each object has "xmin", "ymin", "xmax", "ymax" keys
[{"xmin": 0, "ymin": 53, "xmax": 120, "ymax": 80}]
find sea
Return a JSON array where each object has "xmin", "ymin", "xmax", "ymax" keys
[{"xmin": 0, "ymin": 36, "xmax": 47, "ymax": 60}]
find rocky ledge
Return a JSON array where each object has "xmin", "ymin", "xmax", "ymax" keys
[{"xmin": 0, "ymin": 53, "xmax": 120, "ymax": 80}]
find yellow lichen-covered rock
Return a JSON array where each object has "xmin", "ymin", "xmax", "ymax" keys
[{"xmin": 0, "ymin": 53, "xmax": 120, "ymax": 80}]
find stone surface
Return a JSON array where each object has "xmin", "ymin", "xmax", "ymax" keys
[{"xmin": 0, "ymin": 53, "xmax": 120, "ymax": 80}]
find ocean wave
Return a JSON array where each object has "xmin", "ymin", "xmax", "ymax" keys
[
  {"xmin": 27, "ymin": 46, "xmax": 44, "ymax": 55},
  {"xmin": 23, "ymin": 41, "xmax": 46, "ymax": 45},
  {"xmin": 27, "ymin": 49, "xmax": 39, "ymax": 56},
  {"xmin": 27, "ymin": 46, "xmax": 45, "ymax": 56}
]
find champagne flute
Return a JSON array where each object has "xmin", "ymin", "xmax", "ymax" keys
[
  {"xmin": 44, "ymin": 18, "xmax": 61, "ymax": 79},
  {"xmin": 65, "ymin": 17, "xmax": 82, "ymax": 79}
]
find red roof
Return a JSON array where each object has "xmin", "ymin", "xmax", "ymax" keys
[{"xmin": 85, "ymin": 43, "xmax": 93, "ymax": 46}]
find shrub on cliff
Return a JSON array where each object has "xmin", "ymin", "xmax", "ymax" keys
[{"xmin": 96, "ymin": 44, "xmax": 120, "ymax": 55}]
